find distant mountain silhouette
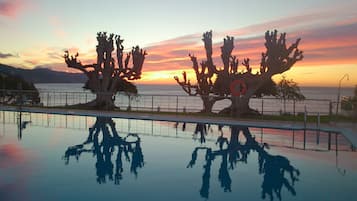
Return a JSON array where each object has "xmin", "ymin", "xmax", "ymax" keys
[{"xmin": 0, "ymin": 63, "xmax": 86, "ymax": 83}]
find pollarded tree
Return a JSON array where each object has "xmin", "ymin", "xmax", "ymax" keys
[
  {"xmin": 174, "ymin": 31, "xmax": 227, "ymax": 113},
  {"xmin": 214, "ymin": 30, "xmax": 303, "ymax": 117},
  {"xmin": 64, "ymin": 32, "xmax": 147, "ymax": 110}
]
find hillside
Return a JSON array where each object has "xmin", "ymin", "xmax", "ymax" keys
[{"xmin": 0, "ymin": 63, "xmax": 86, "ymax": 83}]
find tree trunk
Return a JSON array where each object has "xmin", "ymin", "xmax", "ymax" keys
[
  {"xmin": 201, "ymin": 96, "xmax": 215, "ymax": 113},
  {"xmin": 230, "ymin": 96, "xmax": 251, "ymax": 117},
  {"xmin": 95, "ymin": 92, "xmax": 115, "ymax": 110},
  {"xmin": 219, "ymin": 96, "xmax": 258, "ymax": 117}
]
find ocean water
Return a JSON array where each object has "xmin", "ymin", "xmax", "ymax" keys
[
  {"xmin": 32, "ymin": 83, "xmax": 354, "ymax": 115},
  {"xmin": 0, "ymin": 111, "xmax": 356, "ymax": 201},
  {"xmin": 35, "ymin": 83, "xmax": 355, "ymax": 101}
]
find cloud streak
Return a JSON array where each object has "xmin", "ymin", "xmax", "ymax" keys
[
  {"xmin": 141, "ymin": 14, "xmax": 357, "ymax": 74},
  {"xmin": 0, "ymin": 0, "xmax": 26, "ymax": 18},
  {"xmin": 0, "ymin": 51, "xmax": 16, "ymax": 58},
  {"xmin": 5, "ymin": 7, "xmax": 357, "ymax": 86}
]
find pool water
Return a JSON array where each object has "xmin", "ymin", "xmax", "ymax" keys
[{"xmin": 0, "ymin": 111, "xmax": 356, "ymax": 201}]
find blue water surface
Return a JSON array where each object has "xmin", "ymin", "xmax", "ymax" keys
[{"xmin": 0, "ymin": 111, "xmax": 356, "ymax": 201}]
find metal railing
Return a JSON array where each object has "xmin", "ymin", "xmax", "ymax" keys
[
  {"xmin": 0, "ymin": 110, "xmax": 354, "ymax": 152},
  {"xmin": 0, "ymin": 89, "xmax": 336, "ymax": 116}
]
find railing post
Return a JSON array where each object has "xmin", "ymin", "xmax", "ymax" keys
[
  {"xmin": 47, "ymin": 92, "xmax": 49, "ymax": 107},
  {"xmin": 52, "ymin": 92, "xmax": 55, "ymax": 106},
  {"xmin": 65, "ymin": 92, "xmax": 68, "ymax": 106},
  {"xmin": 335, "ymin": 133, "xmax": 338, "ymax": 152},
  {"xmin": 292, "ymin": 130, "xmax": 295, "ymax": 147},
  {"xmin": 128, "ymin": 95, "xmax": 131, "ymax": 111},
  {"xmin": 261, "ymin": 99, "xmax": 264, "ymax": 120},
  {"xmin": 303, "ymin": 105, "xmax": 307, "ymax": 150},
  {"xmin": 151, "ymin": 96, "xmax": 154, "ymax": 112},
  {"xmin": 304, "ymin": 105, "xmax": 307, "ymax": 129},
  {"xmin": 328, "ymin": 132, "xmax": 331, "ymax": 150},
  {"xmin": 293, "ymin": 99, "xmax": 296, "ymax": 116},
  {"xmin": 316, "ymin": 112, "xmax": 320, "ymax": 145},
  {"xmin": 176, "ymin": 96, "xmax": 179, "ymax": 114}
]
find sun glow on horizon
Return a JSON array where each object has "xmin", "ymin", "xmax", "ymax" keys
[
  {"xmin": 135, "ymin": 69, "xmax": 196, "ymax": 85},
  {"xmin": 137, "ymin": 62, "xmax": 357, "ymax": 87}
]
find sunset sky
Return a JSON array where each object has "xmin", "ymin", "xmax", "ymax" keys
[{"xmin": 0, "ymin": 0, "xmax": 356, "ymax": 87}]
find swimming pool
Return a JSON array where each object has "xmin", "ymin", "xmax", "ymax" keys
[{"xmin": 0, "ymin": 111, "xmax": 356, "ymax": 201}]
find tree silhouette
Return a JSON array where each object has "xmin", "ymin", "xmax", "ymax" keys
[
  {"xmin": 216, "ymin": 30, "xmax": 303, "ymax": 117},
  {"xmin": 187, "ymin": 125, "xmax": 300, "ymax": 200},
  {"xmin": 174, "ymin": 31, "xmax": 226, "ymax": 113},
  {"xmin": 276, "ymin": 75, "xmax": 305, "ymax": 113},
  {"xmin": 176, "ymin": 30, "xmax": 303, "ymax": 116},
  {"xmin": 63, "ymin": 117, "xmax": 144, "ymax": 184},
  {"xmin": 0, "ymin": 72, "xmax": 40, "ymax": 105},
  {"xmin": 64, "ymin": 32, "xmax": 147, "ymax": 110}
]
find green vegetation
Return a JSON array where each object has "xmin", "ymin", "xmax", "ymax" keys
[
  {"xmin": 276, "ymin": 76, "xmax": 305, "ymax": 113},
  {"xmin": 341, "ymin": 85, "xmax": 357, "ymax": 117},
  {"xmin": 0, "ymin": 72, "xmax": 40, "ymax": 104},
  {"xmin": 0, "ymin": 63, "xmax": 86, "ymax": 83}
]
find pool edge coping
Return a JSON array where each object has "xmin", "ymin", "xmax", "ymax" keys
[{"xmin": 1, "ymin": 105, "xmax": 356, "ymax": 146}]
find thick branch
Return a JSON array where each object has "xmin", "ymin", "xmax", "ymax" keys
[
  {"xmin": 174, "ymin": 71, "xmax": 199, "ymax": 96},
  {"xmin": 202, "ymin": 31, "xmax": 217, "ymax": 76},
  {"xmin": 261, "ymin": 30, "xmax": 303, "ymax": 76},
  {"xmin": 221, "ymin": 36, "xmax": 234, "ymax": 73},
  {"xmin": 64, "ymin": 51, "xmax": 91, "ymax": 74},
  {"xmin": 117, "ymin": 46, "xmax": 147, "ymax": 80}
]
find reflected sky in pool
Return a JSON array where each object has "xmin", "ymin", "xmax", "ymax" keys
[{"xmin": 0, "ymin": 111, "xmax": 356, "ymax": 201}]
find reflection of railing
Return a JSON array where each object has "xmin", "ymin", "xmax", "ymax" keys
[
  {"xmin": 1, "ymin": 111, "xmax": 354, "ymax": 152},
  {"xmin": 0, "ymin": 89, "xmax": 334, "ymax": 116}
]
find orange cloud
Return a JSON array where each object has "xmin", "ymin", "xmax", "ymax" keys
[
  {"xmin": 5, "ymin": 8, "xmax": 356, "ymax": 87},
  {"xmin": 137, "ymin": 15, "xmax": 357, "ymax": 87}
]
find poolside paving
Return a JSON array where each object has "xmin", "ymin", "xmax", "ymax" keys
[{"xmin": 1, "ymin": 105, "xmax": 357, "ymax": 146}]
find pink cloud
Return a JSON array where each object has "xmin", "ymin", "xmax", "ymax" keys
[
  {"xmin": 140, "ymin": 13, "xmax": 357, "ymax": 73},
  {"xmin": 0, "ymin": 0, "xmax": 26, "ymax": 18},
  {"xmin": 10, "ymin": 7, "xmax": 357, "ymax": 81}
]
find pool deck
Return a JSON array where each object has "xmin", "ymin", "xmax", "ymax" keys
[{"xmin": 1, "ymin": 105, "xmax": 357, "ymax": 146}]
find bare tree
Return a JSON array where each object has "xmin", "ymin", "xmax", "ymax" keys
[
  {"xmin": 64, "ymin": 32, "xmax": 147, "ymax": 109},
  {"xmin": 174, "ymin": 31, "xmax": 229, "ymax": 113},
  {"xmin": 214, "ymin": 30, "xmax": 303, "ymax": 117},
  {"xmin": 175, "ymin": 30, "xmax": 302, "ymax": 116}
]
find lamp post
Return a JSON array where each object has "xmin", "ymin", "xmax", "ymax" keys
[{"xmin": 336, "ymin": 73, "xmax": 349, "ymax": 115}]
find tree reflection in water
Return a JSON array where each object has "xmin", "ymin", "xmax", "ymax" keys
[
  {"xmin": 63, "ymin": 117, "xmax": 144, "ymax": 185},
  {"xmin": 187, "ymin": 125, "xmax": 300, "ymax": 200}
]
